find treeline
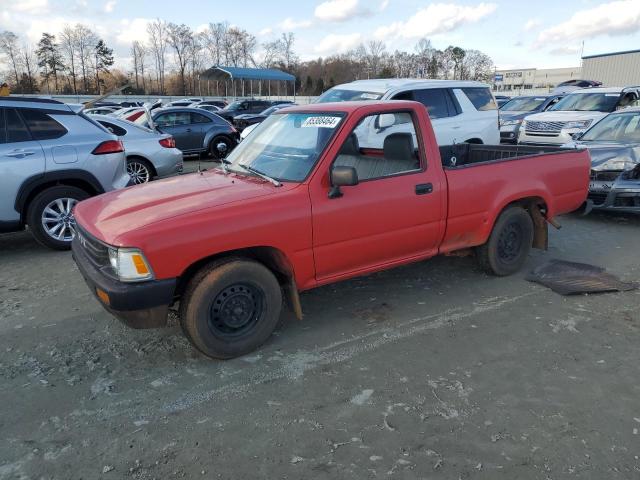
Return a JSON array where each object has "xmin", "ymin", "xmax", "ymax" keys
[{"xmin": 0, "ymin": 20, "xmax": 494, "ymax": 97}]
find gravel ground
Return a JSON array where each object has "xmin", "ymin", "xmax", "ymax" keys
[{"xmin": 1, "ymin": 181, "xmax": 640, "ymax": 479}]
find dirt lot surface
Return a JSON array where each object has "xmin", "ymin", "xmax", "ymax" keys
[{"xmin": 1, "ymin": 179, "xmax": 640, "ymax": 479}]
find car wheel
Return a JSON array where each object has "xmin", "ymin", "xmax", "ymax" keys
[
  {"xmin": 476, "ymin": 206, "xmax": 534, "ymax": 276},
  {"xmin": 27, "ymin": 186, "xmax": 90, "ymax": 250},
  {"xmin": 180, "ymin": 258, "xmax": 283, "ymax": 359},
  {"xmin": 209, "ymin": 136, "xmax": 235, "ymax": 160},
  {"xmin": 126, "ymin": 157, "xmax": 154, "ymax": 184}
]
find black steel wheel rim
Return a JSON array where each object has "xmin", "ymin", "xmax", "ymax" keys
[
  {"xmin": 497, "ymin": 222, "xmax": 523, "ymax": 263},
  {"xmin": 208, "ymin": 283, "xmax": 264, "ymax": 338}
]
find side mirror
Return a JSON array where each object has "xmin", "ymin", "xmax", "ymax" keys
[{"xmin": 329, "ymin": 166, "xmax": 358, "ymax": 199}]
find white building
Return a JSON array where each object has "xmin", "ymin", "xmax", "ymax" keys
[
  {"xmin": 581, "ymin": 49, "xmax": 640, "ymax": 87},
  {"xmin": 493, "ymin": 66, "xmax": 581, "ymax": 94}
]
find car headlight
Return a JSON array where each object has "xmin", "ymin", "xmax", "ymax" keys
[
  {"xmin": 500, "ymin": 119, "xmax": 522, "ymax": 127},
  {"xmin": 108, "ymin": 247, "xmax": 154, "ymax": 282},
  {"xmin": 563, "ymin": 120, "xmax": 592, "ymax": 130}
]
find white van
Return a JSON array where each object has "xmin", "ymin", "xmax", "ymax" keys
[
  {"xmin": 316, "ymin": 79, "xmax": 499, "ymax": 145},
  {"xmin": 518, "ymin": 86, "xmax": 640, "ymax": 145}
]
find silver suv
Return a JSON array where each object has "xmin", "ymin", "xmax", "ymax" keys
[{"xmin": 0, "ymin": 97, "xmax": 129, "ymax": 250}]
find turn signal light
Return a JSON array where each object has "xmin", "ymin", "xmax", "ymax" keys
[
  {"xmin": 131, "ymin": 254, "xmax": 150, "ymax": 275},
  {"xmin": 92, "ymin": 140, "xmax": 124, "ymax": 155},
  {"xmin": 159, "ymin": 137, "xmax": 176, "ymax": 148}
]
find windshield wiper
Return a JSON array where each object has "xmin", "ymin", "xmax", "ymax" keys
[{"xmin": 237, "ymin": 164, "xmax": 282, "ymax": 187}]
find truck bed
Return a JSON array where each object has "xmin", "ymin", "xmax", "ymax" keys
[
  {"xmin": 437, "ymin": 145, "xmax": 591, "ymax": 254},
  {"xmin": 439, "ymin": 144, "xmax": 570, "ymax": 168}
]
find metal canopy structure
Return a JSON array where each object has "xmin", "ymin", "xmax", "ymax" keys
[
  {"xmin": 201, "ymin": 66, "xmax": 295, "ymax": 82},
  {"xmin": 200, "ymin": 66, "xmax": 296, "ymax": 98}
]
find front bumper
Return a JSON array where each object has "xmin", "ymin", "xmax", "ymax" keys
[
  {"xmin": 518, "ymin": 128, "xmax": 580, "ymax": 146},
  {"xmin": 588, "ymin": 178, "xmax": 640, "ymax": 213},
  {"xmin": 72, "ymin": 237, "xmax": 176, "ymax": 328},
  {"xmin": 500, "ymin": 124, "xmax": 520, "ymax": 144}
]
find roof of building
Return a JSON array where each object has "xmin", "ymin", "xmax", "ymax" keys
[
  {"xmin": 200, "ymin": 66, "xmax": 295, "ymax": 82},
  {"xmin": 582, "ymin": 49, "xmax": 640, "ymax": 60}
]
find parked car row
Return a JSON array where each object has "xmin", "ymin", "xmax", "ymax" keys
[{"xmin": 497, "ymin": 86, "xmax": 640, "ymax": 214}]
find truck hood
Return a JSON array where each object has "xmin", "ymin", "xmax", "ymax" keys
[
  {"xmin": 567, "ymin": 141, "xmax": 640, "ymax": 171},
  {"xmin": 75, "ymin": 169, "xmax": 289, "ymax": 245},
  {"xmin": 524, "ymin": 110, "xmax": 606, "ymax": 123}
]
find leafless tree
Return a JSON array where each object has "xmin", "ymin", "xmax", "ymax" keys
[
  {"xmin": 60, "ymin": 26, "xmax": 78, "ymax": 94},
  {"xmin": 167, "ymin": 23, "xmax": 193, "ymax": 95},
  {"xmin": 131, "ymin": 40, "xmax": 148, "ymax": 92},
  {"xmin": 0, "ymin": 31, "xmax": 22, "ymax": 89},
  {"xmin": 147, "ymin": 19, "xmax": 168, "ymax": 94}
]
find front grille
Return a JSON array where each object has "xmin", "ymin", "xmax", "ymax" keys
[
  {"xmin": 76, "ymin": 226, "xmax": 110, "ymax": 267},
  {"xmin": 588, "ymin": 192, "xmax": 608, "ymax": 205},
  {"xmin": 525, "ymin": 121, "xmax": 567, "ymax": 134},
  {"xmin": 590, "ymin": 170, "xmax": 621, "ymax": 182}
]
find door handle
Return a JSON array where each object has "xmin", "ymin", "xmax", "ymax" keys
[
  {"xmin": 415, "ymin": 183, "xmax": 433, "ymax": 195},
  {"xmin": 5, "ymin": 150, "xmax": 35, "ymax": 159}
]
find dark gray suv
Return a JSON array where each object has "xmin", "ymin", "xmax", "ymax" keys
[{"xmin": 0, "ymin": 97, "xmax": 128, "ymax": 249}]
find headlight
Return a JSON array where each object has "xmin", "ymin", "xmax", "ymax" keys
[
  {"xmin": 108, "ymin": 247, "xmax": 154, "ymax": 282},
  {"xmin": 563, "ymin": 120, "xmax": 592, "ymax": 130},
  {"xmin": 500, "ymin": 119, "xmax": 522, "ymax": 127}
]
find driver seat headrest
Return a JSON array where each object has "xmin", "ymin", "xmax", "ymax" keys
[{"xmin": 384, "ymin": 133, "xmax": 414, "ymax": 161}]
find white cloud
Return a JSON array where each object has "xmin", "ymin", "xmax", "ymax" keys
[
  {"xmin": 524, "ymin": 19, "xmax": 540, "ymax": 32},
  {"xmin": 374, "ymin": 2, "xmax": 497, "ymax": 39},
  {"xmin": 116, "ymin": 18, "xmax": 152, "ymax": 46},
  {"xmin": 314, "ymin": 33, "xmax": 362, "ymax": 55},
  {"xmin": 259, "ymin": 27, "xmax": 273, "ymax": 36},
  {"xmin": 549, "ymin": 45, "xmax": 582, "ymax": 56},
  {"xmin": 314, "ymin": 0, "xmax": 362, "ymax": 21},
  {"xmin": 534, "ymin": 0, "xmax": 640, "ymax": 48},
  {"xmin": 104, "ymin": 0, "xmax": 116, "ymax": 13},
  {"xmin": 380, "ymin": 0, "xmax": 389, "ymax": 11},
  {"xmin": 279, "ymin": 17, "xmax": 313, "ymax": 29},
  {"xmin": 9, "ymin": 0, "xmax": 48, "ymax": 14}
]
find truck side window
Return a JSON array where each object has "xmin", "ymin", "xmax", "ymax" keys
[{"xmin": 333, "ymin": 112, "xmax": 420, "ymax": 181}]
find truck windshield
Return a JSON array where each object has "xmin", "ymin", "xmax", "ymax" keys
[
  {"xmin": 500, "ymin": 97, "xmax": 547, "ymax": 112},
  {"xmin": 549, "ymin": 92, "xmax": 620, "ymax": 112},
  {"xmin": 316, "ymin": 88, "xmax": 383, "ymax": 103},
  {"xmin": 580, "ymin": 112, "xmax": 640, "ymax": 142},
  {"xmin": 226, "ymin": 112, "xmax": 344, "ymax": 182}
]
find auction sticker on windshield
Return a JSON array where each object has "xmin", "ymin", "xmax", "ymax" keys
[{"xmin": 302, "ymin": 116, "xmax": 341, "ymax": 128}]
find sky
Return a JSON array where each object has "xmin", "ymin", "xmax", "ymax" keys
[{"xmin": 2, "ymin": 0, "xmax": 640, "ymax": 71}]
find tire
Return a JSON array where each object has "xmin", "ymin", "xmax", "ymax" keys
[
  {"xmin": 476, "ymin": 206, "xmax": 534, "ymax": 276},
  {"xmin": 27, "ymin": 185, "xmax": 90, "ymax": 250},
  {"xmin": 209, "ymin": 136, "xmax": 235, "ymax": 160},
  {"xmin": 179, "ymin": 259, "xmax": 283, "ymax": 359},
  {"xmin": 126, "ymin": 157, "xmax": 154, "ymax": 184}
]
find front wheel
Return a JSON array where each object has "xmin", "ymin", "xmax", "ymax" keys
[
  {"xmin": 476, "ymin": 206, "xmax": 534, "ymax": 276},
  {"xmin": 179, "ymin": 259, "xmax": 283, "ymax": 359},
  {"xmin": 27, "ymin": 186, "xmax": 90, "ymax": 250}
]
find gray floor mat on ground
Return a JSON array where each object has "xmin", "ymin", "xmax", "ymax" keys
[{"xmin": 526, "ymin": 259, "xmax": 638, "ymax": 295}]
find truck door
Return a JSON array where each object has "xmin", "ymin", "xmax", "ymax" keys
[
  {"xmin": 310, "ymin": 109, "xmax": 445, "ymax": 281},
  {"xmin": 0, "ymin": 108, "xmax": 46, "ymax": 225}
]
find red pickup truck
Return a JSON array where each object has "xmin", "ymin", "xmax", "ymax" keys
[{"xmin": 72, "ymin": 101, "xmax": 590, "ymax": 359}]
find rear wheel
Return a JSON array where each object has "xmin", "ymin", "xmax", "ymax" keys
[
  {"xmin": 476, "ymin": 206, "xmax": 534, "ymax": 276},
  {"xmin": 209, "ymin": 136, "xmax": 235, "ymax": 160},
  {"xmin": 126, "ymin": 157, "xmax": 154, "ymax": 184},
  {"xmin": 179, "ymin": 259, "xmax": 283, "ymax": 359},
  {"xmin": 27, "ymin": 185, "xmax": 90, "ymax": 250}
]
